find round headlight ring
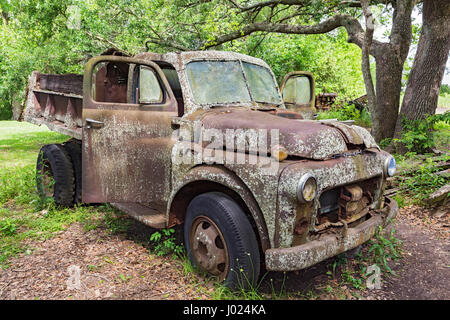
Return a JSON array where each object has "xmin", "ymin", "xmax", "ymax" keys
[
  {"xmin": 297, "ymin": 173, "xmax": 318, "ymax": 203},
  {"xmin": 384, "ymin": 156, "xmax": 396, "ymax": 177}
]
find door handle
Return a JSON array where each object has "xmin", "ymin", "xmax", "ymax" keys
[{"xmin": 85, "ymin": 118, "xmax": 105, "ymax": 129}]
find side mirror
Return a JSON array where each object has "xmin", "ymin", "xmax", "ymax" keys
[{"xmin": 280, "ymin": 72, "xmax": 316, "ymax": 119}]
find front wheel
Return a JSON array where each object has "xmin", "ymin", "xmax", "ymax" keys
[{"xmin": 184, "ymin": 192, "xmax": 260, "ymax": 290}]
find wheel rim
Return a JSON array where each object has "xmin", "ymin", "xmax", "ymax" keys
[
  {"xmin": 40, "ymin": 160, "xmax": 54, "ymax": 198},
  {"xmin": 189, "ymin": 216, "xmax": 229, "ymax": 281}
]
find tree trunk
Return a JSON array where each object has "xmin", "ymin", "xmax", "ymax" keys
[
  {"xmin": 372, "ymin": 51, "xmax": 405, "ymax": 142},
  {"xmin": 394, "ymin": 0, "xmax": 450, "ymax": 138}
]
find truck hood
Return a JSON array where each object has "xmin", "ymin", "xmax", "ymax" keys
[{"xmin": 189, "ymin": 108, "xmax": 378, "ymax": 160}]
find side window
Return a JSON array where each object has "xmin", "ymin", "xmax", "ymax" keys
[
  {"xmin": 138, "ymin": 66, "xmax": 163, "ymax": 104},
  {"xmin": 92, "ymin": 61, "xmax": 129, "ymax": 103},
  {"xmin": 91, "ymin": 62, "xmax": 163, "ymax": 105}
]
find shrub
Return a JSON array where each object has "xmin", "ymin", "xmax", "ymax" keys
[
  {"xmin": 317, "ymin": 103, "xmax": 359, "ymax": 121},
  {"xmin": 397, "ymin": 156, "xmax": 449, "ymax": 205},
  {"xmin": 316, "ymin": 103, "xmax": 372, "ymax": 127},
  {"xmin": 395, "ymin": 112, "xmax": 450, "ymax": 154},
  {"xmin": 440, "ymin": 84, "xmax": 450, "ymax": 95}
]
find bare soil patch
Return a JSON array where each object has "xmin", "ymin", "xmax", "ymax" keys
[
  {"xmin": 0, "ymin": 222, "xmax": 212, "ymax": 300},
  {"xmin": 364, "ymin": 205, "xmax": 449, "ymax": 300},
  {"xmin": 0, "ymin": 205, "xmax": 448, "ymax": 300}
]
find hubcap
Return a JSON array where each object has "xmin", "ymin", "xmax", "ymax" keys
[{"xmin": 189, "ymin": 216, "xmax": 229, "ymax": 280}]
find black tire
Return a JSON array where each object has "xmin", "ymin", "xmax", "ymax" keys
[
  {"xmin": 62, "ymin": 140, "xmax": 82, "ymax": 204},
  {"xmin": 36, "ymin": 144, "xmax": 75, "ymax": 206},
  {"xmin": 184, "ymin": 192, "xmax": 260, "ymax": 290}
]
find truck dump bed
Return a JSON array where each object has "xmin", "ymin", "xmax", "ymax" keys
[{"xmin": 23, "ymin": 71, "xmax": 83, "ymax": 140}]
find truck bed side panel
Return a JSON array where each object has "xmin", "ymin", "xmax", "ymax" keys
[{"xmin": 23, "ymin": 71, "xmax": 83, "ymax": 140}]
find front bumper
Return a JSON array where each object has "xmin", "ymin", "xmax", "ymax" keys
[{"xmin": 265, "ymin": 197, "xmax": 398, "ymax": 271}]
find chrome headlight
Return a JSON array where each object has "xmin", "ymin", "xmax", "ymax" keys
[
  {"xmin": 297, "ymin": 173, "xmax": 318, "ymax": 203},
  {"xmin": 384, "ymin": 156, "xmax": 396, "ymax": 177}
]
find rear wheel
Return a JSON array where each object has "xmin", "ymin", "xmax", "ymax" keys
[
  {"xmin": 62, "ymin": 140, "xmax": 82, "ymax": 204},
  {"xmin": 184, "ymin": 192, "xmax": 260, "ymax": 290},
  {"xmin": 36, "ymin": 144, "xmax": 75, "ymax": 206}
]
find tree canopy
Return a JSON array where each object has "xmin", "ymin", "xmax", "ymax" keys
[
  {"xmin": 0, "ymin": 1, "xmax": 448, "ymax": 144},
  {"xmin": 0, "ymin": 0, "xmax": 367, "ymax": 119}
]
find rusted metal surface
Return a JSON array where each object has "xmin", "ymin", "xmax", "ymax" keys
[
  {"xmin": 111, "ymin": 203, "xmax": 166, "ymax": 229},
  {"xmin": 167, "ymin": 164, "xmax": 272, "ymax": 251},
  {"xmin": 265, "ymin": 197, "xmax": 398, "ymax": 271},
  {"xmin": 23, "ymin": 50, "xmax": 399, "ymax": 273},
  {"xmin": 23, "ymin": 71, "xmax": 83, "ymax": 139},
  {"xmin": 348, "ymin": 94, "xmax": 368, "ymax": 112},
  {"xmin": 279, "ymin": 71, "xmax": 316, "ymax": 119},
  {"xmin": 38, "ymin": 73, "xmax": 83, "ymax": 96},
  {"xmin": 275, "ymin": 149, "xmax": 388, "ymax": 248},
  {"xmin": 197, "ymin": 108, "xmax": 349, "ymax": 160},
  {"xmin": 189, "ymin": 215, "xmax": 229, "ymax": 280},
  {"xmin": 82, "ymin": 56, "xmax": 177, "ymax": 203}
]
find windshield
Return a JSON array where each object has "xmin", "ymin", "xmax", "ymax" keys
[
  {"xmin": 186, "ymin": 60, "xmax": 282, "ymax": 105},
  {"xmin": 242, "ymin": 62, "xmax": 281, "ymax": 104}
]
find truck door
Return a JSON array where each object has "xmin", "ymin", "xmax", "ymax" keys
[
  {"xmin": 280, "ymin": 71, "xmax": 316, "ymax": 119},
  {"xmin": 82, "ymin": 56, "xmax": 178, "ymax": 203}
]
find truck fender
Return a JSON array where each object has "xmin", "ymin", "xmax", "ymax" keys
[{"xmin": 167, "ymin": 165, "xmax": 270, "ymax": 252}]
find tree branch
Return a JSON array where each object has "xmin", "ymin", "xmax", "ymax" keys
[
  {"xmin": 227, "ymin": 0, "xmax": 308, "ymax": 13},
  {"xmin": 145, "ymin": 37, "xmax": 191, "ymax": 52},
  {"xmin": 84, "ymin": 31, "xmax": 132, "ymax": 56},
  {"xmin": 200, "ymin": 14, "xmax": 368, "ymax": 49}
]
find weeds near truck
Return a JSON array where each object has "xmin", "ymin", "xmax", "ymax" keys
[
  {"xmin": 211, "ymin": 272, "xmax": 287, "ymax": 300},
  {"xmin": 103, "ymin": 210, "xmax": 131, "ymax": 234},
  {"xmin": 365, "ymin": 226, "xmax": 402, "ymax": 275},
  {"xmin": 149, "ymin": 228, "xmax": 184, "ymax": 258},
  {"xmin": 328, "ymin": 253, "xmax": 349, "ymax": 278},
  {"xmin": 322, "ymin": 226, "xmax": 402, "ymax": 293},
  {"xmin": 341, "ymin": 269, "xmax": 365, "ymax": 290},
  {"xmin": 209, "ymin": 264, "xmax": 289, "ymax": 300}
]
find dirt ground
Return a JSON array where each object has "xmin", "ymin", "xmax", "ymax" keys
[
  {"xmin": 0, "ymin": 204, "xmax": 448, "ymax": 300},
  {"xmin": 362, "ymin": 205, "xmax": 449, "ymax": 300}
]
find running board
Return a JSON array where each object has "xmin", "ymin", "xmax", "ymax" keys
[{"xmin": 110, "ymin": 203, "xmax": 166, "ymax": 229}]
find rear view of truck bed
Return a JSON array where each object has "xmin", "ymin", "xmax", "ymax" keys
[{"xmin": 23, "ymin": 71, "xmax": 83, "ymax": 139}]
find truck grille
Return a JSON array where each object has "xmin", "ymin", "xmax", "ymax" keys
[{"xmin": 318, "ymin": 177, "xmax": 379, "ymax": 225}]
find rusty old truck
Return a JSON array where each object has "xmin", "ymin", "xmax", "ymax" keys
[{"xmin": 23, "ymin": 50, "xmax": 398, "ymax": 289}]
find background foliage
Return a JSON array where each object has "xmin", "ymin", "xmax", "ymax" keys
[
  {"xmin": 0, "ymin": 0, "xmax": 366, "ymax": 119},
  {"xmin": 0, "ymin": 0, "xmax": 446, "ymax": 120}
]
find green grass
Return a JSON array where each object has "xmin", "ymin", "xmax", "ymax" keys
[
  {"xmin": 0, "ymin": 121, "xmax": 68, "ymax": 168},
  {"xmin": 438, "ymin": 94, "xmax": 450, "ymax": 108},
  {"xmin": 433, "ymin": 121, "xmax": 450, "ymax": 152},
  {"xmin": 0, "ymin": 120, "xmax": 114, "ymax": 268}
]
